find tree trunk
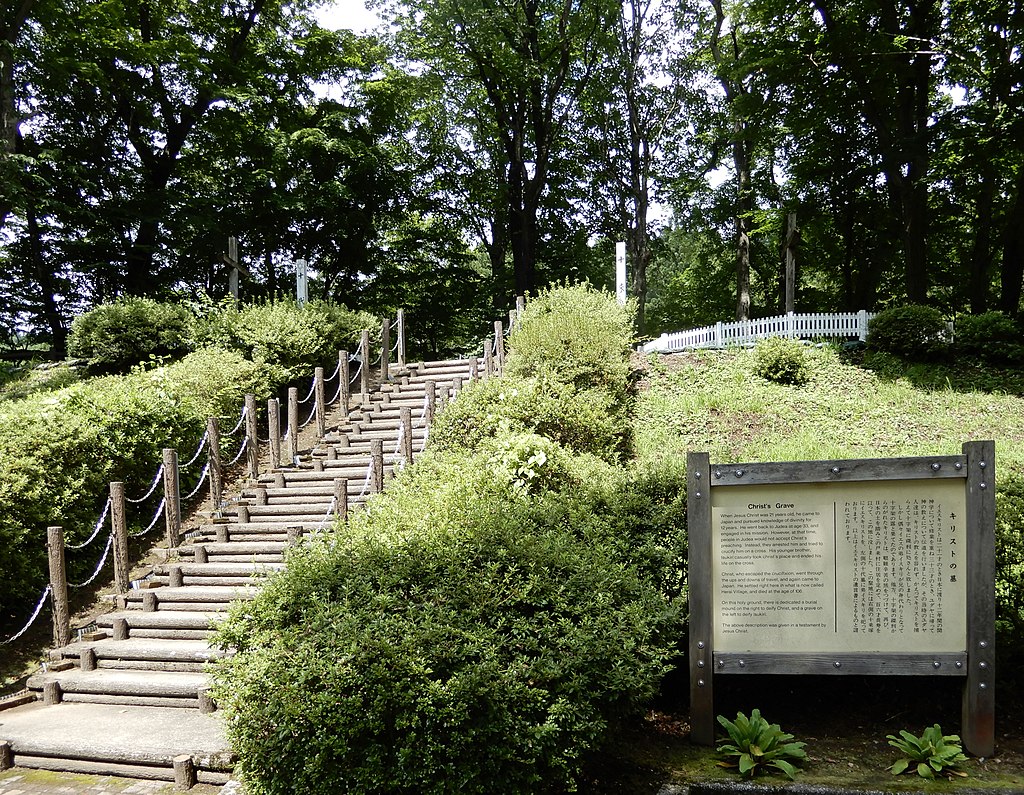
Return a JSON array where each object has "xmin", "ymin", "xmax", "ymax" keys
[
  {"xmin": 1, "ymin": 0, "xmax": 35, "ymax": 232},
  {"xmin": 734, "ymin": 135, "xmax": 753, "ymax": 321},
  {"xmin": 999, "ymin": 168, "xmax": 1024, "ymax": 318},
  {"xmin": 968, "ymin": 170, "xmax": 996, "ymax": 314}
]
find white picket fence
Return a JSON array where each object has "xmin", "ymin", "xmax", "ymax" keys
[{"xmin": 641, "ymin": 310, "xmax": 876, "ymax": 353}]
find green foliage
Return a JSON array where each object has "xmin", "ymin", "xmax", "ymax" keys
[
  {"xmin": 954, "ymin": 312, "xmax": 1024, "ymax": 365},
  {"xmin": 867, "ymin": 305, "xmax": 950, "ymax": 361},
  {"xmin": 0, "ymin": 349, "xmax": 275, "ymax": 627},
  {"xmin": 996, "ymin": 474, "xmax": 1024, "ymax": 647},
  {"xmin": 716, "ymin": 709, "xmax": 807, "ymax": 780},
  {"xmin": 751, "ymin": 337, "xmax": 811, "ymax": 385},
  {"xmin": 193, "ymin": 300, "xmax": 376, "ymax": 381},
  {"xmin": 212, "ymin": 452, "xmax": 681, "ymax": 794},
  {"xmin": 66, "ymin": 298, "xmax": 194, "ymax": 373},
  {"xmin": 887, "ymin": 724, "xmax": 968, "ymax": 779},
  {"xmin": 506, "ymin": 284, "xmax": 634, "ymax": 399},
  {"xmin": 429, "ymin": 375, "xmax": 627, "ymax": 461}
]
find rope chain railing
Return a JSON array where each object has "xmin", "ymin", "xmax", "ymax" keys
[
  {"xmin": 182, "ymin": 463, "xmax": 210, "ymax": 501},
  {"xmin": 225, "ymin": 436, "xmax": 249, "ymax": 467},
  {"xmin": 180, "ymin": 430, "xmax": 210, "ymax": 469},
  {"xmin": 0, "ymin": 585, "xmax": 52, "ymax": 645},
  {"xmin": 68, "ymin": 533, "xmax": 113, "ymax": 589},
  {"xmin": 297, "ymin": 378, "xmax": 317, "ymax": 405},
  {"xmin": 126, "ymin": 464, "xmax": 164, "ymax": 504},
  {"xmin": 65, "ymin": 497, "xmax": 111, "ymax": 550},
  {"xmin": 131, "ymin": 497, "xmax": 166, "ymax": 538},
  {"xmin": 223, "ymin": 405, "xmax": 248, "ymax": 438},
  {"xmin": 357, "ymin": 459, "xmax": 374, "ymax": 501},
  {"xmin": 349, "ymin": 357, "xmax": 363, "ymax": 385}
]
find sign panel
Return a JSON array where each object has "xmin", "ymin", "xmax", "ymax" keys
[
  {"xmin": 615, "ymin": 241, "xmax": 626, "ymax": 306},
  {"xmin": 712, "ymin": 480, "xmax": 967, "ymax": 653}
]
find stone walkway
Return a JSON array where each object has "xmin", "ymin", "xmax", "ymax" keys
[{"xmin": 0, "ymin": 770, "xmax": 239, "ymax": 794}]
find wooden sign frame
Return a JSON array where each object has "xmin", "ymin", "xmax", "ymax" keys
[{"xmin": 687, "ymin": 441, "xmax": 995, "ymax": 756}]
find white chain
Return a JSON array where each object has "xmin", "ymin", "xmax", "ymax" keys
[
  {"xmin": 0, "ymin": 585, "xmax": 52, "ymax": 645},
  {"xmin": 180, "ymin": 430, "xmax": 210, "ymax": 469},
  {"xmin": 224, "ymin": 405, "xmax": 248, "ymax": 438},
  {"xmin": 66, "ymin": 498, "xmax": 111, "ymax": 550},
  {"xmin": 131, "ymin": 497, "xmax": 167, "ymax": 537},
  {"xmin": 126, "ymin": 464, "xmax": 164, "ymax": 504},
  {"xmin": 68, "ymin": 533, "xmax": 113, "ymax": 588},
  {"xmin": 226, "ymin": 437, "xmax": 249, "ymax": 466},
  {"xmin": 182, "ymin": 463, "xmax": 210, "ymax": 500}
]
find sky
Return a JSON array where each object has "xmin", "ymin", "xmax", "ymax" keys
[{"xmin": 314, "ymin": 0, "xmax": 382, "ymax": 33}]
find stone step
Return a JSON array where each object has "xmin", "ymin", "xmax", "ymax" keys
[
  {"xmin": 94, "ymin": 611, "xmax": 222, "ymax": 640},
  {"xmin": 153, "ymin": 562, "xmax": 286, "ymax": 578},
  {"xmin": 123, "ymin": 585, "xmax": 258, "ymax": 607},
  {"xmin": 0, "ymin": 702, "xmax": 233, "ymax": 783},
  {"xmin": 26, "ymin": 669, "xmax": 209, "ymax": 705},
  {"xmin": 56, "ymin": 639, "xmax": 227, "ymax": 666}
]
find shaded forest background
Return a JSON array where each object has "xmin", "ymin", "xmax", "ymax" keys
[{"xmin": 1, "ymin": 0, "xmax": 1021, "ymax": 356}]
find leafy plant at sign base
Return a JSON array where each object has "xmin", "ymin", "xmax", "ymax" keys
[
  {"xmin": 887, "ymin": 724, "xmax": 968, "ymax": 779},
  {"xmin": 716, "ymin": 708, "xmax": 807, "ymax": 779}
]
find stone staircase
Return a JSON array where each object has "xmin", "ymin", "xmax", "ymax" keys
[{"xmin": 0, "ymin": 358, "xmax": 475, "ymax": 787}]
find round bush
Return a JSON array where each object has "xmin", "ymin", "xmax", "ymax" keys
[
  {"xmin": 954, "ymin": 311, "xmax": 1024, "ymax": 364},
  {"xmin": 213, "ymin": 480, "xmax": 680, "ymax": 795},
  {"xmin": 67, "ymin": 298, "xmax": 194, "ymax": 373},
  {"xmin": 751, "ymin": 337, "xmax": 811, "ymax": 385},
  {"xmin": 866, "ymin": 304, "xmax": 950, "ymax": 360}
]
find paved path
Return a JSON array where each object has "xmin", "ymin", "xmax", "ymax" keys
[{"xmin": 0, "ymin": 768, "xmax": 238, "ymax": 793}]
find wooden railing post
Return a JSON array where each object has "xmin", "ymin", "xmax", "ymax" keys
[
  {"xmin": 396, "ymin": 309, "xmax": 406, "ymax": 370},
  {"xmin": 208, "ymin": 417, "xmax": 222, "ymax": 516},
  {"xmin": 360, "ymin": 330, "xmax": 371, "ymax": 400},
  {"xmin": 483, "ymin": 337, "xmax": 493, "ymax": 380},
  {"xmin": 267, "ymin": 399, "xmax": 281, "ymax": 470},
  {"xmin": 452, "ymin": 377, "xmax": 463, "ymax": 398},
  {"xmin": 469, "ymin": 356, "xmax": 478, "ymax": 382},
  {"xmin": 494, "ymin": 320, "xmax": 505, "ymax": 374},
  {"xmin": 110, "ymin": 482, "xmax": 129, "ymax": 593},
  {"xmin": 47, "ymin": 526, "xmax": 70, "ymax": 649},
  {"xmin": 287, "ymin": 387, "xmax": 299, "ymax": 465},
  {"xmin": 314, "ymin": 367, "xmax": 326, "ymax": 438},
  {"xmin": 339, "ymin": 350, "xmax": 350, "ymax": 417},
  {"xmin": 162, "ymin": 448, "xmax": 181, "ymax": 548},
  {"xmin": 381, "ymin": 317, "xmax": 391, "ymax": 382},
  {"xmin": 516, "ymin": 295, "xmax": 525, "ymax": 318},
  {"xmin": 400, "ymin": 406, "xmax": 413, "ymax": 465},
  {"xmin": 424, "ymin": 380, "xmax": 436, "ymax": 426},
  {"xmin": 334, "ymin": 478, "xmax": 348, "ymax": 523},
  {"xmin": 508, "ymin": 308, "xmax": 516, "ymax": 333},
  {"xmin": 244, "ymin": 394, "xmax": 258, "ymax": 481},
  {"xmin": 370, "ymin": 439, "xmax": 384, "ymax": 494}
]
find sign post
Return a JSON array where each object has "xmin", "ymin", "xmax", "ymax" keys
[
  {"xmin": 615, "ymin": 241, "xmax": 626, "ymax": 306},
  {"xmin": 296, "ymin": 258, "xmax": 308, "ymax": 306},
  {"xmin": 687, "ymin": 442, "xmax": 995, "ymax": 756}
]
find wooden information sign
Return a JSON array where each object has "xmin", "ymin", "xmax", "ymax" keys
[{"xmin": 687, "ymin": 441, "xmax": 995, "ymax": 756}]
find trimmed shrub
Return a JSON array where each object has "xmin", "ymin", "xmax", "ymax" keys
[
  {"xmin": 193, "ymin": 300, "xmax": 376, "ymax": 381},
  {"xmin": 506, "ymin": 284, "xmax": 634, "ymax": 399},
  {"xmin": 866, "ymin": 304, "xmax": 950, "ymax": 361},
  {"xmin": 954, "ymin": 311, "xmax": 1024, "ymax": 365},
  {"xmin": 751, "ymin": 337, "xmax": 811, "ymax": 386},
  {"xmin": 67, "ymin": 298, "xmax": 194, "ymax": 373},
  {"xmin": 0, "ymin": 349, "xmax": 275, "ymax": 626},
  {"xmin": 429, "ymin": 375, "xmax": 626, "ymax": 461},
  {"xmin": 213, "ymin": 456, "xmax": 681, "ymax": 795},
  {"xmin": 996, "ymin": 474, "xmax": 1024, "ymax": 652}
]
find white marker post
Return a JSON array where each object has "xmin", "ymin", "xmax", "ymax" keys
[
  {"xmin": 296, "ymin": 259, "xmax": 308, "ymax": 306},
  {"xmin": 615, "ymin": 241, "xmax": 627, "ymax": 306}
]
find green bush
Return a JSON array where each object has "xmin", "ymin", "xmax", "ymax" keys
[
  {"xmin": 866, "ymin": 304, "xmax": 950, "ymax": 361},
  {"xmin": 751, "ymin": 337, "xmax": 811, "ymax": 386},
  {"xmin": 506, "ymin": 284, "xmax": 634, "ymax": 400},
  {"xmin": 996, "ymin": 474, "xmax": 1024, "ymax": 655},
  {"xmin": 429, "ymin": 375, "xmax": 627, "ymax": 461},
  {"xmin": 193, "ymin": 300, "xmax": 376, "ymax": 381},
  {"xmin": 0, "ymin": 349, "xmax": 275, "ymax": 627},
  {"xmin": 213, "ymin": 456, "xmax": 680, "ymax": 795},
  {"xmin": 67, "ymin": 298, "xmax": 194, "ymax": 373},
  {"xmin": 954, "ymin": 311, "xmax": 1024, "ymax": 365}
]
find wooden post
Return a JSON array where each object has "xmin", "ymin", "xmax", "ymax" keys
[
  {"xmin": 113, "ymin": 617, "xmax": 129, "ymax": 640},
  {"xmin": 254, "ymin": 487, "xmax": 267, "ymax": 506},
  {"xmin": 169, "ymin": 565, "xmax": 183, "ymax": 588},
  {"xmin": 396, "ymin": 309, "xmax": 406, "ymax": 370},
  {"xmin": 287, "ymin": 526, "xmax": 302, "ymax": 547},
  {"xmin": 42, "ymin": 680, "xmax": 61, "ymax": 705},
  {"xmin": 80, "ymin": 647, "xmax": 96, "ymax": 672},
  {"xmin": 287, "ymin": 387, "xmax": 299, "ymax": 464},
  {"xmin": 244, "ymin": 394, "xmax": 258, "ymax": 482},
  {"xmin": 508, "ymin": 308, "xmax": 516, "ymax": 333},
  {"xmin": 483, "ymin": 337, "xmax": 493, "ymax": 380},
  {"xmin": 110, "ymin": 482, "xmax": 129, "ymax": 594},
  {"xmin": 173, "ymin": 755, "xmax": 197, "ymax": 790},
  {"xmin": 686, "ymin": 452, "xmax": 715, "ymax": 745},
  {"xmin": 314, "ymin": 367, "xmax": 326, "ymax": 438},
  {"xmin": 424, "ymin": 380, "xmax": 436, "ymax": 426},
  {"xmin": 452, "ymin": 377, "xmax": 463, "ymax": 398},
  {"xmin": 516, "ymin": 295, "xmax": 525, "ymax": 316},
  {"xmin": 47, "ymin": 526, "xmax": 71, "ymax": 648},
  {"xmin": 494, "ymin": 320, "xmax": 505, "ymax": 374},
  {"xmin": 360, "ymin": 330, "xmax": 371, "ymax": 400},
  {"xmin": 784, "ymin": 212, "xmax": 799, "ymax": 315},
  {"xmin": 381, "ymin": 317, "xmax": 391, "ymax": 382},
  {"xmin": 267, "ymin": 399, "xmax": 281, "ymax": 470},
  {"xmin": 469, "ymin": 356, "xmax": 478, "ymax": 382},
  {"xmin": 400, "ymin": 407, "xmax": 413, "ymax": 465},
  {"xmin": 207, "ymin": 417, "xmax": 222, "ymax": 517},
  {"xmin": 334, "ymin": 478, "xmax": 348, "ymax": 523},
  {"xmin": 162, "ymin": 449, "xmax": 181, "ymax": 549},
  {"xmin": 339, "ymin": 350, "xmax": 350, "ymax": 417},
  {"xmin": 370, "ymin": 440, "xmax": 384, "ymax": 494},
  {"xmin": 0, "ymin": 740, "xmax": 12, "ymax": 771}
]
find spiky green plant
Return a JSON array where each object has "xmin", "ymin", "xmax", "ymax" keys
[
  {"xmin": 887, "ymin": 724, "xmax": 968, "ymax": 779},
  {"xmin": 716, "ymin": 709, "xmax": 807, "ymax": 779}
]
